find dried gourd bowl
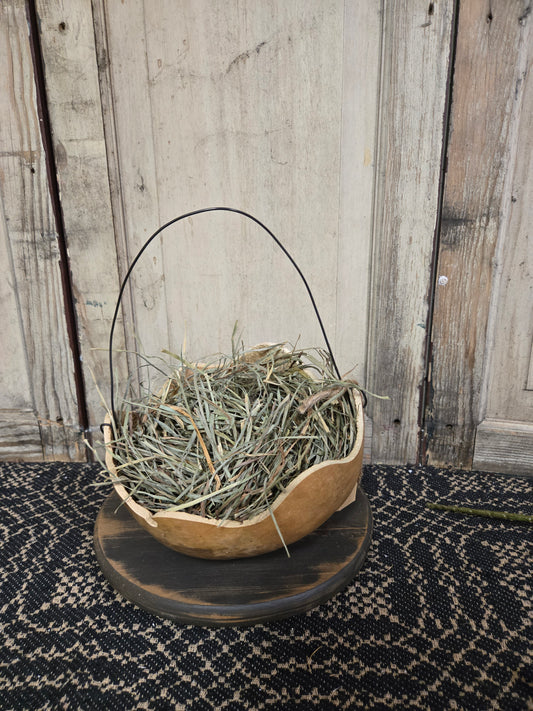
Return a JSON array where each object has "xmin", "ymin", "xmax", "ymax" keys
[{"xmin": 103, "ymin": 388, "xmax": 364, "ymax": 560}]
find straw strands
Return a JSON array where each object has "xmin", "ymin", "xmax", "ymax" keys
[{"xmin": 104, "ymin": 343, "xmax": 359, "ymax": 522}]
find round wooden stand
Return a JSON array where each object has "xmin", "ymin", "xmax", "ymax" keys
[{"xmin": 94, "ymin": 489, "xmax": 372, "ymax": 627}]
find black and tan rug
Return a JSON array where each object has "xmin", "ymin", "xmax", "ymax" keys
[{"xmin": 0, "ymin": 461, "xmax": 531, "ymax": 710}]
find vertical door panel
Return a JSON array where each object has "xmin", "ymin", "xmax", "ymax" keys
[
  {"xmin": 35, "ymin": 0, "xmax": 128, "ymax": 431},
  {"xmin": 366, "ymin": 0, "xmax": 455, "ymax": 463},
  {"xmin": 426, "ymin": 0, "xmax": 532, "ymax": 470},
  {"xmin": 0, "ymin": 183, "xmax": 42, "ymax": 460},
  {"xmin": 472, "ymin": 10, "xmax": 533, "ymax": 475},
  {"xmin": 0, "ymin": 0, "xmax": 81, "ymax": 460}
]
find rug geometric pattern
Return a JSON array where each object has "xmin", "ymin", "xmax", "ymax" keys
[{"xmin": 0, "ymin": 462, "xmax": 531, "ymax": 709}]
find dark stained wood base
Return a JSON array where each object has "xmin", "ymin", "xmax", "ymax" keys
[{"xmin": 93, "ymin": 489, "xmax": 372, "ymax": 626}]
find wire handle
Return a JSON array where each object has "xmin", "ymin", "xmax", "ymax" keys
[{"xmin": 107, "ymin": 207, "xmax": 348, "ymax": 428}]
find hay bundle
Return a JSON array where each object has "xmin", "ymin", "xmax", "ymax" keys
[{"xmin": 104, "ymin": 343, "xmax": 360, "ymax": 523}]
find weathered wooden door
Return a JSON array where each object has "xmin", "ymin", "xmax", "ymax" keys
[
  {"xmin": 423, "ymin": 0, "xmax": 533, "ymax": 475},
  {"xmin": 1, "ymin": 0, "xmax": 531, "ymax": 473}
]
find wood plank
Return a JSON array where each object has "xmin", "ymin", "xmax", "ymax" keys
[
  {"xmin": 365, "ymin": 0, "xmax": 455, "ymax": 464},
  {"xmin": 92, "ymin": 0, "xmax": 168, "ymax": 383},
  {"xmin": 477, "ymin": 17, "xmax": 533, "ymax": 422},
  {"xmin": 0, "ymin": 0, "xmax": 81, "ymax": 460},
  {"xmin": 335, "ymin": 1, "xmax": 381, "ymax": 379},
  {"xmin": 0, "ymin": 160, "xmax": 34, "ymax": 413},
  {"xmin": 0, "ymin": 410, "xmax": 43, "ymax": 462},
  {"xmin": 426, "ymin": 0, "xmax": 531, "ymax": 467},
  {"xmin": 0, "ymin": 4, "xmax": 42, "ymax": 463},
  {"xmin": 98, "ymin": 0, "xmax": 376, "ymax": 393},
  {"xmin": 35, "ymin": 0, "xmax": 129, "ymax": 435},
  {"xmin": 473, "ymin": 420, "xmax": 533, "ymax": 477},
  {"xmin": 0, "ymin": 159, "xmax": 42, "ymax": 462}
]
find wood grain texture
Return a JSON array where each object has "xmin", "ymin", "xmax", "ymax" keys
[
  {"xmin": 477, "ymin": 12, "xmax": 533, "ymax": 423},
  {"xmin": 335, "ymin": 1, "xmax": 381, "ymax": 380},
  {"xmin": 94, "ymin": 488, "xmax": 372, "ymax": 625},
  {"xmin": 91, "ymin": 0, "xmax": 168, "ymax": 385},
  {"xmin": 426, "ymin": 0, "xmax": 532, "ymax": 467},
  {"xmin": 0, "ymin": 0, "xmax": 81, "ymax": 460},
  {"xmin": 95, "ymin": 0, "xmax": 377, "ymax": 392},
  {"xmin": 0, "ymin": 409, "xmax": 42, "ymax": 461},
  {"xmin": 366, "ymin": 0, "xmax": 454, "ymax": 464},
  {"xmin": 142, "ymin": 0, "xmax": 343, "ymax": 360},
  {"xmin": 35, "ymin": 0, "xmax": 128, "ymax": 434},
  {"xmin": 0, "ymin": 164, "xmax": 34, "ymax": 414},
  {"xmin": 473, "ymin": 420, "xmax": 533, "ymax": 476}
]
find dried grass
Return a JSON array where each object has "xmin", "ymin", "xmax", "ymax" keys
[{"xmin": 101, "ymin": 341, "xmax": 360, "ymax": 523}]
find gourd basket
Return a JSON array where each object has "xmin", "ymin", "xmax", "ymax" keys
[{"xmin": 103, "ymin": 207, "xmax": 365, "ymax": 560}]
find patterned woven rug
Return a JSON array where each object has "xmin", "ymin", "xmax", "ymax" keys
[{"xmin": 0, "ymin": 461, "xmax": 531, "ymax": 710}]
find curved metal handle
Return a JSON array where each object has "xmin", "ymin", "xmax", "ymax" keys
[{"xmin": 107, "ymin": 206, "xmax": 347, "ymax": 427}]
